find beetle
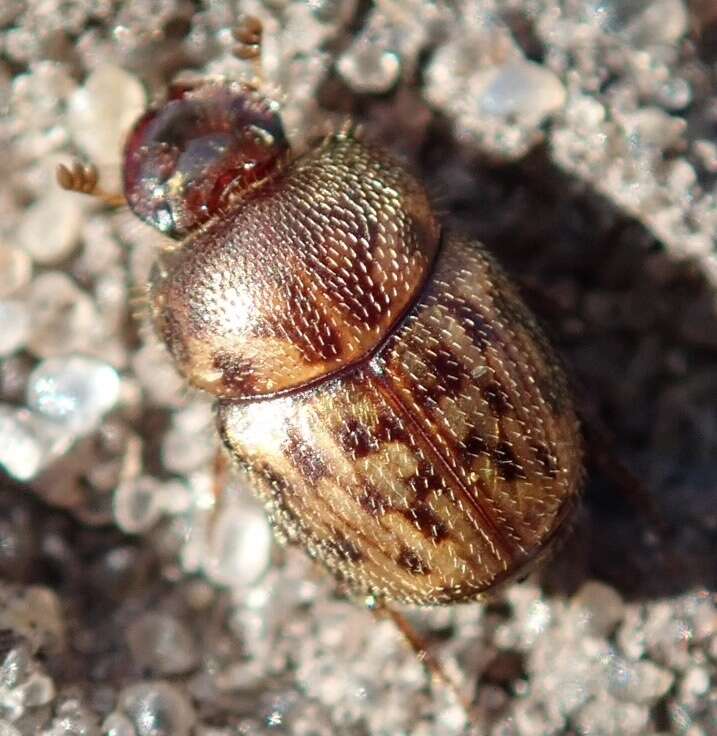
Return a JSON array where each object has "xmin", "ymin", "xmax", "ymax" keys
[{"xmin": 58, "ymin": 12, "xmax": 583, "ymax": 711}]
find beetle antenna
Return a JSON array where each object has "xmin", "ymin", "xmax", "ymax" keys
[
  {"xmin": 232, "ymin": 15, "xmax": 265, "ymax": 83},
  {"xmin": 56, "ymin": 159, "xmax": 126, "ymax": 207}
]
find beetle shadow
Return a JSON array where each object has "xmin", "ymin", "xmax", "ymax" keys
[{"xmin": 415, "ymin": 128, "xmax": 717, "ymax": 603}]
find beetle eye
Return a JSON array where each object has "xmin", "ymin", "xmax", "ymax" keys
[{"xmin": 122, "ymin": 82, "xmax": 289, "ymax": 239}]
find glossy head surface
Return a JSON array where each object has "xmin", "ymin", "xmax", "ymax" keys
[{"xmin": 123, "ymin": 81, "xmax": 288, "ymax": 238}]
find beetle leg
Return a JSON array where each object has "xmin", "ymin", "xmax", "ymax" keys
[
  {"xmin": 371, "ymin": 602, "xmax": 480, "ymax": 730},
  {"xmin": 211, "ymin": 447, "xmax": 230, "ymax": 507},
  {"xmin": 56, "ymin": 160, "xmax": 126, "ymax": 207}
]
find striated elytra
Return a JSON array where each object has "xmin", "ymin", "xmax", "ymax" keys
[{"xmin": 124, "ymin": 74, "xmax": 584, "ymax": 606}]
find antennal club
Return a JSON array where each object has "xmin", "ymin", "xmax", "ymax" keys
[{"xmin": 233, "ymin": 15, "xmax": 265, "ymax": 80}]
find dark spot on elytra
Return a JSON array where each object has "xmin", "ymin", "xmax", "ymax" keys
[
  {"xmin": 530, "ymin": 441, "xmax": 559, "ymax": 479},
  {"xmin": 406, "ymin": 460, "xmax": 443, "ymax": 501},
  {"xmin": 375, "ymin": 413, "xmax": 409, "ymax": 444},
  {"xmin": 358, "ymin": 482, "xmax": 392, "ymax": 516},
  {"xmin": 256, "ymin": 464, "xmax": 294, "ymax": 497},
  {"xmin": 337, "ymin": 418, "xmax": 377, "ymax": 458},
  {"xmin": 396, "ymin": 547, "xmax": 431, "ymax": 576},
  {"xmin": 493, "ymin": 440, "xmax": 527, "ymax": 482},
  {"xmin": 405, "ymin": 503, "xmax": 449, "ymax": 542},
  {"xmin": 212, "ymin": 351, "xmax": 256, "ymax": 394},
  {"xmin": 429, "ymin": 344, "xmax": 465, "ymax": 395},
  {"xmin": 283, "ymin": 427, "xmax": 329, "ymax": 484},
  {"xmin": 325, "ymin": 531, "xmax": 363, "ymax": 563},
  {"xmin": 482, "ymin": 380, "xmax": 512, "ymax": 417},
  {"xmin": 442, "ymin": 294, "xmax": 498, "ymax": 351},
  {"xmin": 463, "ymin": 430, "xmax": 489, "ymax": 458}
]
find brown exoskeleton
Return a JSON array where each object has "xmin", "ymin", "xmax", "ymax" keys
[{"xmin": 58, "ymin": 15, "xmax": 584, "ymax": 722}]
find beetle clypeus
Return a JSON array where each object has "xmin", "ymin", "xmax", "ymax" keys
[{"xmin": 58, "ymin": 14, "xmax": 584, "ymax": 715}]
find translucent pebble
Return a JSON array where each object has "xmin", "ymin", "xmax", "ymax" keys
[
  {"xmin": 0, "ymin": 244, "xmax": 32, "ymax": 298},
  {"xmin": 0, "ymin": 646, "xmax": 31, "ymax": 689},
  {"xmin": 161, "ymin": 424, "xmax": 214, "ymax": 475},
  {"xmin": 17, "ymin": 672, "xmax": 55, "ymax": 707},
  {"xmin": 17, "ymin": 190, "xmax": 83, "ymax": 265},
  {"xmin": 131, "ymin": 345, "xmax": 185, "ymax": 407},
  {"xmin": 27, "ymin": 272, "xmax": 99, "ymax": 358},
  {"xmin": 113, "ymin": 476, "xmax": 164, "ymax": 534},
  {"xmin": 205, "ymin": 500, "xmax": 273, "ymax": 587},
  {"xmin": 574, "ymin": 694, "xmax": 648, "ymax": 735},
  {"xmin": 476, "ymin": 60, "xmax": 566, "ymax": 123},
  {"xmin": 43, "ymin": 698, "xmax": 100, "ymax": 735},
  {"xmin": 101, "ymin": 713, "xmax": 135, "ymax": 736},
  {"xmin": 0, "ymin": 405, "xmax": 66, "ymax": 481},
  {"xmin": 27, "ymin": 356, "xmax": 120, "ymax": 434},
  {"xmin": 118, "ymin": 682, "xmax": 195, "ymax": 736},
  {"xmin": 127, "ymin": 613, "xmax": 198, "ymax": 676},
  {"xmin": 0, "ymin": 301, "xmax": 30, "ymax": 356},
  {"xmin": 337, "ymin": 41, "xmax": 400, "ymax": 94},
  {"xmin": 0, "ymin": 721, "xmax": 22, "ymax": 736},
  {"xmin": 625, "ymin": 0, "xmax": 688, "ymax": 46},
  {"xmin": 571, "ymin": 581, "xmax": 624, "ymax": 636},
  {"xmin": 607, "ymin": 655, "xmax": 674, "ymax": 703},
  {"xmin": 0, "ymin": 586, "xmax": 65, "ymax": 655},
  {"xmin": 680, "ymin": 667, "xmax": 710, "ymax": 702},
  {"xmin": 68, "ymin": 66, "xmax": 145, "ymax": 168}
]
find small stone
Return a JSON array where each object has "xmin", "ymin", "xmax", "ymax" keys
[
  {"xmin": 0, "ymin": 244, "xmax": 32, "ymax": 298},
  {"xmin": 17, "ymin": 671, "xmax": 55, "ymax": 707},
  {"xmin": 0, "ymin": 301, "xmax": 30, "ymax": 357},
  {"xmin": 68, "ymin": 66, "xmax": 145, "ymax": 168},
  {"xmin": 131, "ymin": 344, "xmax": 185, "ymax": 407},
  {"xmin": 0, "ymin": 721, "xmax": 22, "ymax": 736},
  {"xmin": 127, "ymin": 613, "xmax": 198, "ymax": 676},
  {"xmin": 0, "ymin": 586, "xmax": 65, "ymax": 655},
  {"xmin": 101, "ymin": 713, "xmax": 134, "ymax": 736},
  {"xmin": 607, "ymin": 655, "xmax": 674, "ymax": 703},
  {"xmin": 679, "ymin": 666, "xmax": 710, "ymax": 702},
  {"xmin": 161, "ymin": 425, "xmax": 214, "ymax": 475},
  {"xmin": 571, "ymin": 581, "xmax": 625, "ymax": 636},
  {"xmin": 113, "ymin": 476, "xmax": 164, "ymax": 534},
  {"xmin": 337, "ymin": 41, "xmax": 400, "ymax": 94},
  {"xmin": 43, "ymin": 698, "xmax": 100, "ymax": 735},
  {"xmin": 575, "ymin": 694, "xmax": 649, "ymax": 735},
  {"xmin": 0, "ymin": 646, "xmax": 31, "ymax": 689},
  {"xmin": 204, "ymin": 498, "xmax": 273, "ymax": 587},
  {"xmin": 27, "ymin": 356, "xmax": 121, "ymax": 435},
  {"xmin": 476, "ymin": 60, "xmax": 566, "ymax": 123},
  {"xmin": 118, "ymin": 682, "xmax": 195, "ymax": 736},
  {"xmin": 625, "ymin": 0, "xmax": 688, "ymax": 47},
  {"xmin": 26, "ymin": 272, "xmax": 100, "ymax": 358},
  {"xmin": 17, "ymin": 190, "xmax": 83, "ymax": 265},
  {"xmin": 0, "ymin": 405, "xmax": 67, "ymax": 481}
]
